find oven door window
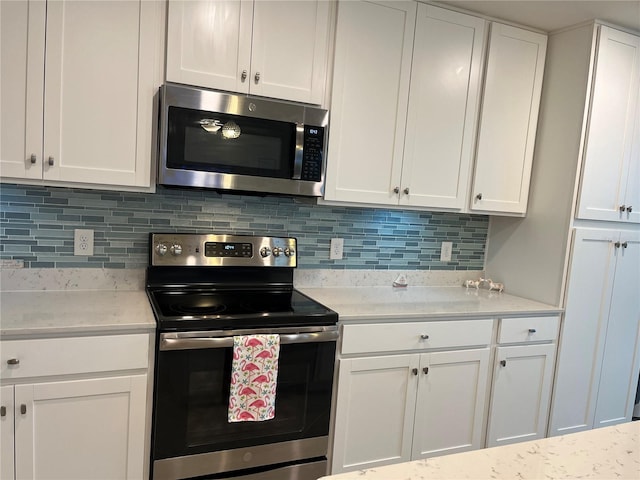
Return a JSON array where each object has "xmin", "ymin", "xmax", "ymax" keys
[
  {"xmin": 166, "ymin": 106, "xmax": 295, "ymax": 179},
  {"xmin": 152, "ymin": 340, "xmax": 335, "ymax": 459}
]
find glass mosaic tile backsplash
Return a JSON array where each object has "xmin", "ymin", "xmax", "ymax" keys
[{"xmin": 0, "ymin": 183, "xmax": 488, "ymax": 269}]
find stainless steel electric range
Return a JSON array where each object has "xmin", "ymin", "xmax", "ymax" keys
[{"xmin": 146, "ymin": 233, "xmax": 338, "ymax": 480}]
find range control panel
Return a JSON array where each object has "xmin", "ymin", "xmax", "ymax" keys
[{"xmin": 150, "ymin": 234, "xmax": 297, "ymax": 267}]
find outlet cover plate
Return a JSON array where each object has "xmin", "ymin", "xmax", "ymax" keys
[
  {"xmin": 330, "ymin": 238, "xmax": 344, "ymax": 260},
  {"xmin": 440, "ymin": 241, "xmax": 452, "ymax": 262},
  {"xmin": 74, "ymin": 229, "xmax": 94, "ymax": 256}
]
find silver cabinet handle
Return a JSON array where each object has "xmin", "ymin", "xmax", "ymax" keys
[
  {"xmin": 48, "ymin": 156, "xmax": 54, "ymax": 166},
  {"xmin": 393, "ymin": 186, "xmax": 400, "ymax": 194},
  {"xmin": 475, "ymin": 193, "xmax": 482, "ymax": 201},
  {"xmin": 7, "ymin": 358, "xmax": 19, "ymax": 365},
  {"xmin": 254, "ymin": 72, "xmax": 260, "ymax": 84},
  {"xmin": 420, "ymin": 334, "xmax": 429, "ymax": 340},
  {"xmin": 627, "ymin": 206, "xmax": 633, "ymax": 213},
  {"xmin": 241, "ymin": 70, "xmax": 247, "ymax": 82},
  {"xmin": 620, "ymin": 205, "xmax": 626, "ymax": 212},
  {"xmin": 0, "ymin": 406, "xmax": 5, "ymax": 417},
  {"xmin": 30, "ymin": 154, "xmax": 37, "ymax": 164},
  {"xmin": 500, "ymin": 360, "xmax": 507, "ymax": 367},
  {"xmin": 528, "ymin": 328, "xmax": 537, "ymax": 333},
  {"xmin": 412, "ymin": 368, "xmax": 418, "ymax": 376},
  {"xmin": 20, "ymin": 404, "xmax": 26, "ymax": 415},
  {"xmin": 404, "ymin": 187, "xmax": 410, "ymax": 195}
]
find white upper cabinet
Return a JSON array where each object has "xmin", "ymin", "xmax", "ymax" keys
[
  {"xmin": 470, "ymin": 23, "xmax": 547, "ymax": 215},
  {"xmin": 166, "ymin": 0, "xmax": 331, "ymax": 105},
  {"xmin": 400, "ymin": 5, "xmax": 486, "ymax": 209},
  {"xmin": 576, "ymin": 26, "xmax": 640, "ymax": 223},
  {"xmin": 324, "ymin": 0, "xmax": 416, "ymax": 205},
  {"xmin": 325, "ymin": 2, "xmax": 546, "ymax": 215},
  {"xmin": 0, "ymin": 0, "xmax": 164, "ymax": 189}
]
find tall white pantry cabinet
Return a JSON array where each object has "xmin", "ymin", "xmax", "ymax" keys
[{"xmin": 485, "ymin": 23, "xmax": 640, "ymax": 436}]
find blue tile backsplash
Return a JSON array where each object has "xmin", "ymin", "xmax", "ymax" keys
[{"xmin": 0, "ymin": 183, "xmax": 488, "ymax": 269}]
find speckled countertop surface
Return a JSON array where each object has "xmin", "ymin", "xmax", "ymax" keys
[
  {"xmin": 0, "ymin": 290, "xmax": 155, "ymax": 337},
  {"xmin": 320, "ymin": 422, "xmax": 640, "ymax": 480},
  {"xmin": 298, "ymin": 286, "xmax": 562, "ymax": 320}
]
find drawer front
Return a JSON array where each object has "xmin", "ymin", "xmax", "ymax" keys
[
  {"xmin": 498, "ymin": 316, "xmax": 560, "ymax": 344},
  {"xmin": 341, "ymin": 319, "xmax": 494, "ymax": 355},
  {"xmin": 1, "ymin": 334, "xmax": 149, "ymax": 380}
]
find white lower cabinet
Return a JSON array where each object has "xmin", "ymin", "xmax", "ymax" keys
[
  {"xmin": 331, "ymin": 319, "xmax": 493, "ymax": 474},
  {"xmin": 0, "ymin": 334, "xmax": 151, "ymax": 480},
  {"xmin": 486, "ymin": 317, "xmax": 558, "ymax": 447}
]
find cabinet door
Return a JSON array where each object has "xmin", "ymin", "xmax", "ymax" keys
[
  {"xmin": 324, "ymin": 0, "xmax": 416, "ymax": 205},
  {"xmin": 0, "ymin": 0, "xmax": 45, "ymax": 179},
  {"xmin": 412, "ymin": 348, "xmax": 490, "ymax": 459},
  {"xmin": 548, "ymin": 229, "xmax": 617, "ymax": 436},
  {"xmin": 166, "ymin": 0, "xmax": 252, "ymax": 94},
  {"xmin": 471, "ymin": 23, "xmax": 547, "ymax": 214},
  {"xmin": 42, "ymin": 0, "xmax": 160, "ymax": 187},
  {"xmin": 250, "ymin": 1, "xmax": 330, "ymax": 104},
  {"xmin": 576, "ymin": 27, "xmax": 640, "ymax": 223},
  {"xmin": 594, "ymin": 233, "xmax": 640, "ymax": 427},
  {"xmin": 14, "ymin": 375, "xmax": 147, "ymax": 480},
  {"xmin": 0, "ymin": 385, "xmax": 14, "ymax": 480},
  {"xmin": 486, "ymin": 344, "xmax": 555, "ymax": 447},
  {"xmin": 401, "ymin": 5, "xmax": 485, "ymax": 210},
  {"xmin": 331, "ymin": 355, "xmax": 419, "ymax": 474}
]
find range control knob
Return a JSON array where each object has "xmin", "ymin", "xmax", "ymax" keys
[
  {"xmin": 284, "ymin": 247, "xmax": 295, "ymax": 257},
  {"xmin": 260, "ymin": 247, "xmax": 271, "ymax": 258},
  {"xmin": 170, "ymin": 244, "xmax": 183, "ymax": 256},
  {"xmin": 272, "ymin": 247, "xmax": 282, "ymax": 257},
  {"xmin": 155, "ymin": 243, "xmax": 168, "ymax": 256}
]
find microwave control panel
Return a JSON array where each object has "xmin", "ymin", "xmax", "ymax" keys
[{"xmin": 300, "ymin": 126, "xmax": 325, "ymax": 182}]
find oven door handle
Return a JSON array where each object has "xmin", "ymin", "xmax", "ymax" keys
[{"xmin": 159, "ymin": 329, "xmax": 339, "ymax": 351}]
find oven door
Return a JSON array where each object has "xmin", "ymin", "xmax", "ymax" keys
[{"xmin": 151, "ymin": 326, "xmax": 338, "ymax": 479}]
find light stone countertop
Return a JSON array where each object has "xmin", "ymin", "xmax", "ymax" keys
[
  {"xmin": 0, "ymin": 290, "xmax": 155, "ymax": 338},
  {"xmin": 298, "ymin": 286, "xmax": 562, "ymax": 321},
  {"xmin": 320, "ymin": 421, "xmax": 640, "ymax": 480}
]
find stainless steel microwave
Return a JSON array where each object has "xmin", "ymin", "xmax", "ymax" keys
[{"xmin": 158, "ymin": 83, "xmax": 329, "ymax": 197}]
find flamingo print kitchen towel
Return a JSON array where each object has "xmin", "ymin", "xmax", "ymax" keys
[{"xmin": 228, "ymin": 334, "xmax": 280, "ymax": 422}]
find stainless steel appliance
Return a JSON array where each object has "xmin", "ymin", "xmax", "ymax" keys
[
  {"xmin": 158, "ymin": 84, "xmax": 329, "ymax": 197},
  {"xmin": 146, "ymin": 233, "xmax": 338, "ymax": 480}
]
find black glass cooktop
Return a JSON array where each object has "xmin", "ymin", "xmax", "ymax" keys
[{"xmin": 148, "ymin": 288, "xmax": 337, "ymax": 331}]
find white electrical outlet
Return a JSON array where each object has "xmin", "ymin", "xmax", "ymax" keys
[
  {"xmin": 74, "ymin": 229, "xmax": 94, "ymax": 256},
  {"xmin": 440, "ymin": 241, "xmax": 452, "ymax": 262},
  {"xmin": 330, "ymin": 238, "xmax": 344, "ymax": 260}
]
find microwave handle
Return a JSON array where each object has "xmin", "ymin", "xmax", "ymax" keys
[
  {"xmin": 159, "ymin": 329, "xmax": 338, "ymax": 351},
  {"xmin": 292, "ymin": 123, "xmax": 305, "ymax": 180}
]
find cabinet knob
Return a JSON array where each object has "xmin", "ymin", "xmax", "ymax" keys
[
  {"xmin": 615, "ymin": 241, "xmax": 621, "ymax": 248},
  {"xmin": 420, "ymin": 334, "xmax": 429, "ymax": 340},
  {"xmin": 0, "ymin": 406, "xmax": 5, "ymax": 417},
  {"xmin": 475, "ymin": 193, "xmax": 482, "ymax": 201},
  {"xmin": 7, "ymin": 358, "xmax": 19, "ymax": 366},
  {"xmin": 241, "ymin": 70, "xmax": 247, "ymax": 82},
  {"xmin": 620, "ymin": 205, "xmax": 626, "ymax": 212},
  {"xmin": 20, "ymin": 404, "xmax": 27, "ymax": 415},
  {"xmin": 48, "ymin": 156, "xmax": 54, "ymax": 166},
  {"xmin": 30, "ymin": 154, "xmax": 37, "ymax": 164},
  {"xmin": 412, "ymin": 368, "xmax": 418, "ymax": 376},
  {"xmin": 621, "ymin": 241, "xmax": 628, "ymax": 249},
  {"xmin": 393, "ymin": 186, "xmax": 400, "ymax": 194},
  {"xmin": 423, "ymin": 367, "xmax": 429, "ymax": 375},
  {"xmin": 528, "ymin": 328, "xmax": 537, "ymax": 334},
  {"xmin": 627, "ymin": 206, "xmax": 633, "ymax": 213},
  {"xmin": 254, "ymin": 72, "xmax": 260, "ymax": 84},
  {"xmin": 404, "ymin": 187, "xmax": 410, "ymax": 195},
  {"xmin": 500, "ymin": 360, "xmax": 507, "ymax": 367}
]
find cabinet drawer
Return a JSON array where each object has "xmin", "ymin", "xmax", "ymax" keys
[
  {"xmin": 498, "ymin": 316, "xmax": 559, "ymax": 344},
  {"xmin": 1, "ymin": 334, "xmax": 149, "ymax": 380},
  {"xmin": 341, "ymin": 319, "xmax": 493, "ymax": 355}
]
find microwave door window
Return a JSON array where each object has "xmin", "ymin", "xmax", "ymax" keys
[{"xmin": 167, "ymin": 107, "xmax": 295, "ymax": 179}]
